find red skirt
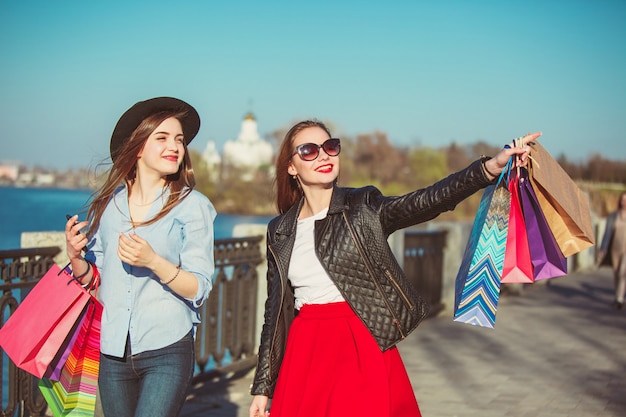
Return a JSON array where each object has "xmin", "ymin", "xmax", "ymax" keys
[{"xmin": 270, "ymin": 302, "xmax": 421, "ymax": 417}]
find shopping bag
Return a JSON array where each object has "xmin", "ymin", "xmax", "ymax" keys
[
  {"xmin": 519, "ymin": 168, "xmax": 568, "ymax": 280},
  {"xmin": 527, "ymin": 140, "xmax": 594, "ymax": 257},
  {"xmin": 44, "ymin": 307, "xmax": 89, "ymax": 381},
  {"xmin": 454, "ymin": 177, "xmax": 511, "ymax": 328},
  {"xmin": 0, "ymin": 263, "xmax": 92, "ymax": 378},
  {"xmin": 39, "ymin": 297, "xmax": 102, "ymax": 417},
  {"xmin": 501, "ymin": 170, "xmax": 534, "ymax": 284}
]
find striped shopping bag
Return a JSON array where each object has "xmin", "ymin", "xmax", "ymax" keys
[
  {"xmin": 453, "ymin": 177, "xmax": 510, "ymax": 328},
  {"xmin": 39, "ymin": 297, "xmax": 102, "ymax": 417}
]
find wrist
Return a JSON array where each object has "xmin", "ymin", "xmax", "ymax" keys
[
  {"xmin": 480, "ymin": 156, "xmax": 499, "ymax": 179},
  {"xmin": 73, "ymin": 258, "xmax": 91, "ymax": 282},
  {"xmin": 151, "ymin": 255, "xmax": 182, "ymax": 286},
  {"xmin": 160, "ymin": 263, "xmax": 181, "ymax": 285}
]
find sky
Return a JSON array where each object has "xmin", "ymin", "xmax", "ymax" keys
[{"xmin": 1, "ymin": 0, "xmax": 625, "ymax": 170}]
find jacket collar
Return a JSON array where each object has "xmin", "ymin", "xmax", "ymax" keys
[
  {"xmin": 275, "ymin": 185, "xmax": 349, "ymax": 237},
  {"xmin": 274, "ymin": 198, "xmax": 302, "ymax": 236},
  {"xmin": 328, "ymin": 186, "xmax": 349, "ymax": 215}
]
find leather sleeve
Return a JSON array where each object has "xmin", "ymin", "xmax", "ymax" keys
[
  {"xmin": 250, "ymin": 230, "xmax": 279, "ymax": 396},
  {"xmin": 250, "ymin": 224, "xmax": 295, "ymax": 397},
  {"xmin": 377, "ymin": 158, "xmax": 492, "ymax": 234}
]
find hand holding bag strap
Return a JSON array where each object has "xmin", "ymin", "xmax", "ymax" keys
[{"xmin": 67, "ymin": 259, "xmax": 100, "ymax": 292}]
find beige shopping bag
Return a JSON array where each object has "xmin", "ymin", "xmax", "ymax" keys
[{"xmin": 527, "ymin": 140, "xmax": 594, "ymax": 257}]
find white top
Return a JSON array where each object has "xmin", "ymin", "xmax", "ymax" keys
[{"xmin": 288, "ymin": 208, "xmax": 345, "ymax": 310}]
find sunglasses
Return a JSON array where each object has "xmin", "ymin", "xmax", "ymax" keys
[{"xmin": 292, "ymin": 138, "xmax": 341, "ymax": 161}]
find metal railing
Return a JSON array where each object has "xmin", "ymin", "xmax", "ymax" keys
[
  {"xmin": 194, "ymin": 236, "xmax": 263, "ymax": 380},
  {"xmin": 1, "ymin": 231, "xmax": 449, "ymax": 416},
  {"xmin": 0, "ymin": 236, "xmax": 263, "ymax": 417},
  {"xmin": 403, "ymin": 230, "xmax": 447, "ymax": 316},
  {"xmin": 0, "ymin": 247, "xmax": 60, "ymax": 417}
]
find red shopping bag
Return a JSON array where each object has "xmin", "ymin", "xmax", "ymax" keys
[
  {"xmin": 0, "ymin": 264, "xmax": 92, "ymax": 378},
  {"xmin": 501, "ymin": 170, "xmax": 534, "ymax": 284}
]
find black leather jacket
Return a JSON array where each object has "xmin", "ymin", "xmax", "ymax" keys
[{"xmin": 251, "ymin": 158, "xmax": 492, "ymax": 397}]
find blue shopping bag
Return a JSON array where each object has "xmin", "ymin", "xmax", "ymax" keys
[{"xmin": 454, "ymin": 174, "xmax": 510, "ymax": 328}]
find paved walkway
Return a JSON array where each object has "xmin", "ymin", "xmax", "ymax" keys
[{"xmin": 180, "ymin": 267, "xmax": 626, "ymax": 417}]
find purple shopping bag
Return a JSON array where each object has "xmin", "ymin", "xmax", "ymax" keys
[{"xmin": 519, "ymin": 168, "xmax": 567, "ymax": 280}]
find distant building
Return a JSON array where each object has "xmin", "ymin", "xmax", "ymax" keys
[
  {"xmin": 220, "ymin": 113, "xmax": 273, "ymax": 181},
  {"xmin": 0, "ymin": 163, "xmax": 19, "ymax": 181},
  {"xmin": 35, "ymin": 173, "xmax": 55, "ymax": 186},
  {"xmin": 202, "ymin": 141, "xmax": 222, "ymax": 182}
]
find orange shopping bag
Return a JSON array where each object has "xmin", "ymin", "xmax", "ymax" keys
[{"xmin": 527, "ymin": 140, "xmax": 594, "ymax": 257}]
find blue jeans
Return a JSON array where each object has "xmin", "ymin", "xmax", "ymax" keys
[{"xmin": 98, "ymin": 330, "xmax": 194, "ymax": 417}]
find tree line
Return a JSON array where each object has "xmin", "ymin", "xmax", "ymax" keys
[{"xmin": 190, "ymin": 129, "xmax": 626, "ymax": 219}]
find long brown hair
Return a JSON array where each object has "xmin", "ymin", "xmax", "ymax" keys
[
  {"xmin": 87, "ymin": 110, "xmax": 196, "ymax": 236},
  {"xmin": 275, "ymin": 120, "xmax": 332, "ymax": 214}
]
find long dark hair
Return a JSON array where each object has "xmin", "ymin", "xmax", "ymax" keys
[
  {"xmin": 87, "ymin": 109, "xmax": 196, "ymax": 236},
  {"xmin": 274, "ymin": 120, "xmax": 332, "ymax": 214}
]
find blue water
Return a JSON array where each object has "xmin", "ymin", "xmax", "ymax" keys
[{"xmin": 0, "ymin": 186, "xmax": 274, "ymax": 250}]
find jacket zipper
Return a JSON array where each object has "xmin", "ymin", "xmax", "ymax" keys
[
  {"xmin": 384, "ymin": 269, "xmax": 414, "ymax": 310},
  {"xmin": 342, "ymin": 212, "xmax": 406, "ymax": 339}
]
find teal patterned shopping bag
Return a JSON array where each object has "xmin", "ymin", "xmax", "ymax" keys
[{"xmin": 454, "ymin": 176, "xmax": 511, "ymax": 328}]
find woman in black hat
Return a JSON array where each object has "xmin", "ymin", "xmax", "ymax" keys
[{"xmin": 65, "ymin": 97, "xmax": 216, "ymax": 417}]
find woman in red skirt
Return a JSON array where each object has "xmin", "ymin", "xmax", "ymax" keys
[{"xmin": 249, "ymin": 121, "xmax": 540, "ymax": 417}]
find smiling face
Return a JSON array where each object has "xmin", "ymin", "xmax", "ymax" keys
[
  {"xmin": 136, "ymin": 117, "xmax": 185, "ymax": 179},
  {"xmin": 287, "ymin": 126, "xmax": 340, "ymax": 188}
]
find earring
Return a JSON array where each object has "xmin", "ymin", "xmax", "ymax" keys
[{"xmin": 292, "ymin": 174, "xmax": 302, "ymax": 190}]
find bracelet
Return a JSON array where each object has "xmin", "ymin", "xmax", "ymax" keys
[
  {"xmin": 81, "ymin": 275, "xmax": 95, "ymax": 289},
  {"xmin": 73, "ymin": 259, "xmax": 91, "ymax": 280},
  {"xmin": 481, "ymin": 158, "xmax": 498, "ymax": 178},
  {"xmin": 161, "ymin": 263, "xmax": 181, "ymax": 285}
]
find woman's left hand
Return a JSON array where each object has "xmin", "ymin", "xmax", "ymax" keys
[
  {"xmin": 485, "ymin": 132, "xmax": 542, "ymax": 178},
  {"xmin": 117, "ymin": 232, "xmax": 156, "ymax": 268}
]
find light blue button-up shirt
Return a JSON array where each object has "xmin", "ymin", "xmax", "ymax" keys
[{"xmin": 86, "ymin": 186, "xmax": 216, "ymax": 358}]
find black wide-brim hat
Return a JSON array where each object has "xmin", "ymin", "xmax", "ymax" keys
[{"xmin": 109, "ymin": 97, "xmax": 200, "ymax": 161}]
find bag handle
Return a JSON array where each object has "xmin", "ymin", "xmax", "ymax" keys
[
  {"xmin": 496, "ymin": 154, "xmax": 514, "ymax": 188},
  {"xmin": 62, "ymin": 261, "xmax": 101, "ymax": 293}
]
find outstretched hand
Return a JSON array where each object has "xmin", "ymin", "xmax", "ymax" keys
[{"xmin": 485, "ymin": 132, "xmax": 542, "ymax": 178}]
